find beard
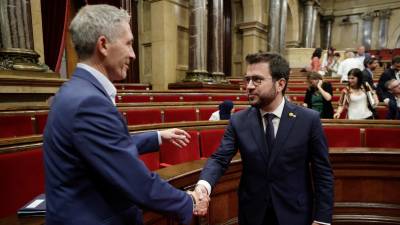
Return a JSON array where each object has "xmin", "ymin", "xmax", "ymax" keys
[{"xmin": 248, "ymin": 85, "xmax": 278, "ymax": 109}]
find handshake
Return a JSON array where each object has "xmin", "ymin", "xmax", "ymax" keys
[{"xmin": 187, "ymin": 184, "xmax": 210, "ymax": 216}]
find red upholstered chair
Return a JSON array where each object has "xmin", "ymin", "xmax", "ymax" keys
[
  {"xmin": 139, "ymin": 152, "xmax": 160, "ymax": 171},
  {"xmin": 183, "ymin": 95, "xmax": 211, "ymax": 102},
  {"xmin": 287, "ymin": 87, "xmax": 307, "ymax": 91},
  {"xmin": 199, "ymin": 129, "xmax": 225, "ymax": 158},
  {"xmin": 159, "ymin": 130, "xmax": 200, "ymax": 166},
  {"xmin": 199, "ymin": 107, "xmax": 217, "ymax": 121},
  {"xmin": 152, "ymin": 95, "xmax": 181, "ymax": 102},
  {"xmin": 35, "ymin": 114, "xmax": 48, "ymax": 134},
  {"xmin": 119, "ymin": 95, "xmax": 152, "ymax": 103},
  {"xmin": 124, "ymin": 109, "xmax": 162, "ymax": 125},
  {"xmin": 375, "ymin": 107, "xmax": 388, "ymax": 119},
  {"xmin": 0, "ymin": 115, "xmax": 35, "ymax": 138},
  {"xmin": 0, "ymin": 147, "xmax": 45, "ymax": 218},
  {"xmin": 212, "ymin": 95, "xmax": 240, "ymax": 101},
  {"xmin": 323, "ymin": 127, "xmax": 361, "ymax": 147},
  {"xmin": 365, "ymin": 128, "xmax": 400, "ymax": 148},
  {"xmin": 163, "ymin": 108, "xmax": 197, "ymax": 122}
]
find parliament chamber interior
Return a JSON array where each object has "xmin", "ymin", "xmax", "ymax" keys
[{"xmin": 0, "ymin": 0, "xmax": 399, "ymax": 224}]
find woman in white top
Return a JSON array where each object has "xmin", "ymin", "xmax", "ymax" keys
[
  {"xmin": 334, "ymin": 68, "xmax": 379, "ymax": 119},
  {"xmin": 209, "ymin": 100, "xmax": 234, "ymax": 121}
]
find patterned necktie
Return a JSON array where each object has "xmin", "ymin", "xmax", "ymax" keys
[{"xmin": 264, "ymin": 113, "xmax": 275, "ymax": 151}]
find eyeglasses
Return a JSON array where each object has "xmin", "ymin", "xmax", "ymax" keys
[{"xmin": 243, "ymin": 76, "xmax": 273, "ymax": 86}]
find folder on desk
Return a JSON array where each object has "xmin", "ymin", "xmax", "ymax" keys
[{"xmin": 17, "ymin": 194, "xmax": 46, "ymax": 217}]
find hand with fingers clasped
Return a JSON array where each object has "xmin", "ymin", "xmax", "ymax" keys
[
  {"xmin": 159, "ymin": 128, "xmax": 191, "ymax": 148},
  {"xmin": 190, "ymin": 184, "xmax": 210, "ymax": 216}
]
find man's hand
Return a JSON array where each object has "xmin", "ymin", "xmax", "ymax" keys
[
  {"xmin": 159, "ymin": 128, "xmax": 191, "ymax": 148},
  {"xmin": 187, "ymin": 187, "xmax": 210, "ymax": 216},
  {"xmin": 193, "ymin": 184, "xmax": 210, "ymax": 216}
]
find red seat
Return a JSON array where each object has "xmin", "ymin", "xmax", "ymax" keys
[
  {"xmin": 375, "ymin": 107, "xmax": 388, "ymax": 119},
  {"xmin": 36, "ymin": 114, "xmax": 48, "ymax": 134},
  {"xmin": 199, "ymin": 129, "xmax": 225, "ymax": 157},
  {"xmin": 0, "ymin": 147, "xmax": 44, "ymax": 218},
  {"xmin": 163, "ymin": 108, "xmax": 197, "ymax": 122},
  {"xmin": 139, "ymin": 152, "xmax": 160, "ymax": 171},
  {"xmin": 0, "ymin": 115, "xmax": 35, "ymax": 138},
  {"xmin": 152, "ymin": 95, "xmax": 181, "ymax": 102},
  {"xmin": 212, "ymin": 95, "xmax": 244, "ymax": 101},
  {"xmin": 159, "ymin": 130, "xmax": 200, "ymax": 165},
  {"xmin": 119, "ymin": 95, "xmax": 152, "ymax": 103},
  {"xmin": 181, "ymin": 95, "xmax": 211, "ymax": 102},
  {"xmin": 323, "ymin": 127, "xmax": 361, "ymax": 147},
  {"xmin": 365, "ymin": 128, "xmax": 400, "ymax": 148},
  {"xmin": 199, "ymin": 107, "xmax": 217, "ymax": 121},
  {"xmin": 124, "ymin": 109, "xmax": 162, "ymax": 125}
]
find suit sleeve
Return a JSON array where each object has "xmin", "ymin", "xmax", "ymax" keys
[
  {"xmin": 72, "ymin": 96, "xmax": 193, "ymax": 225},
  {"xmin": 130, "ymin": 131, "xmax": 160, "ymax": 154},
  {"xmin": 199, "ymin": 118, "xmax": 238, "ymax": 187},
  {"xmin": 309, "ymin": 114, "xmax": 334, "ymax": 223}
]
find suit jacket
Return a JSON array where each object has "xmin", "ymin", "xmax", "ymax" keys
[
  {"xmin": 199, "ymin": 101, "xmax": 334, "ymax": 225},
  {"xmin": 362, "ymin": 69, "xmax": 375, "ymax": 89},
  {"xmin": 377, "ymin": 68, "xmax": 398, "ymax": 101},
  {"xmin": 44, "ymin": 68, "xmax": 192, "ymax": 225},
  {"xmin": 386, "ymin": 93, "xmax": 400, "ymax": 119}
]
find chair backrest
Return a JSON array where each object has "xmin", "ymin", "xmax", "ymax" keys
[
  {"xmin": 365, "ymin": 128, "xmax": 400, "ymax": 148},
  {"xmin": 0, "ymin": 147, "xmax": 45, "ymax": 218},
  {"xmin": 198, "ymin": 108, "xmax": 217, "ymax": 121},
  {"xmin": 159, "ymin": 130, "xmax": 200, "ymax": 165},
  {"xmin": 163, "ymin": 108, "xmax": 197, "ymax": 122},
  {"xmin": 35, "ymin": 114, "xmax": 48, "ymax": 134},
  {"xmin": 139, "ymin": 152, "xmax": 160, "ymax": 171},
  {"xmin": 199, "ymin": 129, "xmax": 225, "ymax": 158},
  {"xmin": 0, "ymin": 115, "xmax": 35, "ymax": 138},
  {"xmin": 124, "ymin": 109, "xmax": 162, "ymax": 125},
  {"xmin": 323, "ymin": 127, "xmax": 361, "ymax": 147}
]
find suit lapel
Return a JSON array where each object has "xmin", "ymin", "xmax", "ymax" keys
[
  {"xmin": 268, "ymin": 101, "xmax": 297, "ymax": 169},
  {"xmin": 248, "ymin": 107, "xmax": 269, "ymax": 165}
]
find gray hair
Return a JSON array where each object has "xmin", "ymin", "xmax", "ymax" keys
[{"xmin": 69, "ymin": 4, "xmax": 131, "ymax": 60}]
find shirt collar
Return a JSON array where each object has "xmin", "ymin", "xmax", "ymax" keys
[
  {"xmin": 259, "ymin": 97, "xmax": 285, "ymax": 118},
  {"xmin": 77, "ymin": 63, "xmax": 117, "ymax": 105}
]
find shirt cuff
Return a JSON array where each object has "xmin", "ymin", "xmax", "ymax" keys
[
  {"xmin": 157, "ymin": 131, "xmax": 162, "ymax": 145},
  {"xmin": 314, "ymin": 220, "xmax": 330, "ymax": 225},
  {"xmin": 197, "ymin": 180, "xmax": 212, "ymax": 195}
]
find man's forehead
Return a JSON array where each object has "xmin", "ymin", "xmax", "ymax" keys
[{"xmin": 391, "ymin": 80, "xmax": 400, "ymax": 87}]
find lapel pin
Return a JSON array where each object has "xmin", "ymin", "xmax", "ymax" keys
[{"xmin": 288, "ymin": 112, "xmax": 296, "ymax": 118}]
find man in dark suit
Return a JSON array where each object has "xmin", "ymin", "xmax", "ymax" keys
[
  {"xmin": 362, "ymin": 56, "xmax": 378, "ymax": 89},
  {"xmin": 43, "ymin": 4, "xmax": 203, "ymax": 225},
  {"xmin": 194, "ymin": 53, "xmax": 334, "ymax": 225},
  {"xmin": 377, "ymin": 55, "xmax": 400, "ymax": 101}
]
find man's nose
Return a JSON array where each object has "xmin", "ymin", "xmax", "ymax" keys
[
  {"xmin": 246, "ymin": 80, "xmax": 256, "ymax": 89},
  {"xmin": 130, "ymin": 47, "xmax": 136, "ymax": 60}
]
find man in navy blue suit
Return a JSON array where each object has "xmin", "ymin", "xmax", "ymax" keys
[
  {"xmin": 194, "ymin": 53, "xmax": 334, "ymax": 225},
  {"xmin": 43, "ymin": 4, "xmax": 205, "ymax": 225}
]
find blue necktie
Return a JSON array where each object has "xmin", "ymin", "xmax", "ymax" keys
[{"xmin": 264, "ymin": 113, "xmax": 275, "ymax": 152}]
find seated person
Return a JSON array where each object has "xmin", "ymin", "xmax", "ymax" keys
[
  {"xmin": 384, "ymin": 79, "xmax": 400, "ymax": 119},
  {"xmin": 303, "ymin": 72, "xmax": 334, "ymax": 118},
  {"xmin": 209, "ymin": 100, "xmax": 234, "ymax": 121},
  {"xmin": 334, "ymin": 68, "xmax": 379, "ymax": 119}
]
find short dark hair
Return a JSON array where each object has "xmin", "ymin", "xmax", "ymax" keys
[
  {"xmin": 307, "ymin": 72, "xmax": 322, "ymax": 81},
  {"xmin": 348, "ymin": 68, "xmax": 363, "ymax": 88},
  {"xmin": 245, "ymin": 52, "xmax": 290, "ymax": 94},
  {"xmin": 363, "ymin": 56, "xmax": 377, "ymax": 67}
]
